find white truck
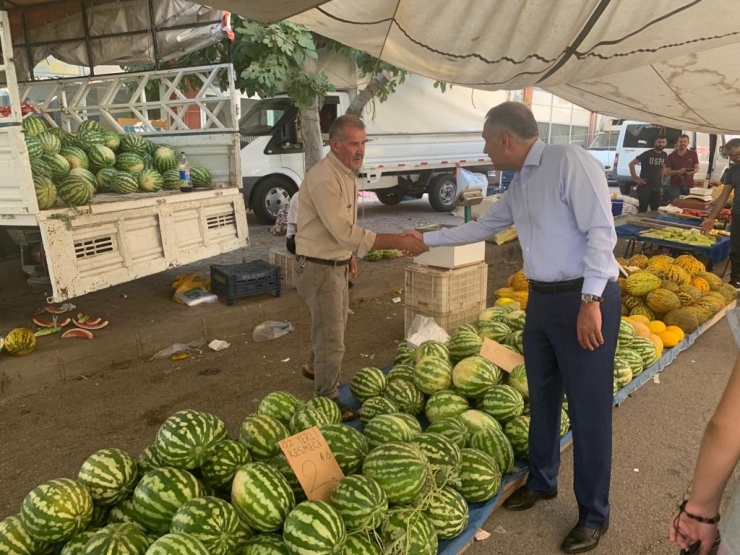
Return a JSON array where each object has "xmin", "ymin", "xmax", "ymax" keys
[
  {"xmin": 0, "ymin": 8, "xmax": 248, "ymax": 301},
  {"xmin": 240, "ymin": 75, "xmax": 506, "ymax": 223}
]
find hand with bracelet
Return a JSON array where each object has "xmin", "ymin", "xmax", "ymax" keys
[{"xmin": 669, "ymin": 499, "xmax": 720, "ymax": 553}]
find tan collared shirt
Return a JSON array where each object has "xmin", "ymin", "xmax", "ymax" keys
[{"xmin": 295, "ymin": 152, "xmax": 376, "ymax": 260}]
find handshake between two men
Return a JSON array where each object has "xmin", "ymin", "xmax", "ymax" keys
[{"xmin": 370, "ymin": 229, "xmax": 429, "ymax": 258}]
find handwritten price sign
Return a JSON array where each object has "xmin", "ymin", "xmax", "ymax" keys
[{"xmin": 278, "ymin": 426, "xmax": 345, "ymax": 501}]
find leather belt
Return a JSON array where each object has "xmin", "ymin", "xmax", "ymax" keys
[
  {"xmin": 301, "ymin": 255, "xmax": 351, "ymax": 267},
  {"xmin": 529, "ymin": 278, "xmax": 584, "ymax": 294}
]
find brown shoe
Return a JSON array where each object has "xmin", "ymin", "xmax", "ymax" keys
[
  {"xmin": 503, "ymin": 485, "xmax": 558, "ymax": 511},
  {"xmin": 561, "ymin": 524, "xmax": 608, "ymax": 554},
  {"xmin": 301, "ymin": 364, "xmax": 314, "ymax": 380}
]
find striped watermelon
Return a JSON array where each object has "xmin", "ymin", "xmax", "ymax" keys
[
  {"xmin": 132, "ymin": 468, "xmax": 204, "ymax": 534},
  {"xmin": 477, "ymin": 384, "xmax": 524, "ymax": 422},
  {"xmin": 361, "ymin": 442, "xmax": 429, "ymax": 505},
  {"xmin": 96, "ymin": 167, "xmax": 118, "ymax": 192},
  {"xmin": 452, "ymin": 356, "xmax": 503, "ymax": 398},
  {"xmin": 289, "ymin": 407, "xmax": 331, "ymax": 434},
  {"xmin": 447, "ymin": 330, "xmax": 483, "ymax": 362},
  {"xmin": 413, "ymin": 355, "xmax": 453, "ymax": 395},
  {"xmin": 329, "ymin": 475, "xmax": 387, "ymax": 531},
  {"xmin": 269, "ymin": 453, "xmax": 306, "ymax": 503},
  {"xmin": 60, "ymin": 529, "xmax": 98, "ymax": 554},
  {"xmin": 305, "ymin": 396, "xmax": 342, "ymax": 424},
  {"xmin": 258, "ymin": 391, "xmax": 303, "ymax": 426},
  {"xmin": 505, "ymin": 330, "xmax": 525, "ymax": 354},
  {"xmin": 421, "ymin": 486, "xmax": 469, "ymax": 540},
  {"xmin": 0, "ymin": 514, "xmax": 55, "ymax": 555},
  {"xmin": 78, "ymin": 120, "xmax": 101, "ymax": 132},
  {"xmin": 91, "ymin": 504, "xmax": 111, "ymax": 528},
  {"xmin": 154, "ymin": 146, "xmax": 178, "ymax": 173},
  {"xmin": 120, "ymin": 134, "xmax": 148, "ymax": 155},
  {"xmin": 385, "ymin": 364, "xmax": 415, "ymax": 384},
  {"xmin": 425, "ymin": 417, "xmax": 470, "ymax": 449},
  {"xmin": 41, "ymin": 152, "xmax": 71, "ymax": 180},
  {"xmin": 393, "ymin": 349, "xmax": 416, "ymax": 367},
  {"xmin": 156, "ymin": 409, "xmax": 225, "ymax": 469},
  {"xmin": 617, "ymin": 348, "xmax": 645, "ymax": 378},
  {"xmin": 504, "ymin": 310, "xmax": 526, "ymax": 331},
  {"xmin": 341, "ymin": 533, "xmax": 381, "ymax": 555},
  {"xmin": 141, "ymin": 152, "xmax": 153, "ymax": 169},
  {"xmin": 455, "ymin": 448, "xmax": 501, "ymax": 502},
  {"xmin": 477, "ymin": 320, "xmax": 511, "ymax": 342},
  {"xmin": 630, "ymin": 336, "xmax": 659, "ymax": 368},
  {"xmin": 138, "ymin": 168, "xmax": 163, "ymax": 192},
  {"xmin": 83, "ymin": 522, "xmax": 150, "ymax": 554},
  {"xmin": 20, "ymin": 478, "xmax": 93, "ymax": 542},
  {"xmin": 77, "ymin": 447, "xmax": 138, "ymax": 506},
  {"xmin": 31, "ymin": 158, "xmax": 53, "ymax": 179},
  {"xmin": 410, "ymin": 432, "xmax": 461, "ymax": 485},
  {"xmin": 69, "ymin": 167, "xmax": 98, "ymax": 190},
  {"xmin": 350, "ymin": 367, "xmax": 386, "ymax": 403},
  {"xmin": 358, "ymin": 397, "xmax": 397, "ymax": 427},
  {"xmin": 137, "ymin": 445, "xmax": 164, "ymax": 475},
  {"xmin": 618, "ymin": 319, "xmax": 635, "ymax": 348},
  {"xmin": 111, "ymin": 171, "xmax": 139, "ymax": 194},
  {"xmin": 507, "ymin": 363, "xmax": 529, "ymax": 400},
  {"xmin": 162, "ymin": 169, "xmax": 181, "ymax": 190},
  {"xmin": 37, "ymin": 132, "xmax": 62, "ymax": 154},
  {"xmin": 383, "ymin": 379, "xmax": 424, "ymax": 415},
  {"xmin": 171, "ymin": 496, "xmax": 247, "ymax": 555},
  {"xmin": 25, "ymin": 136, "xmax": 44, "ymax": 160},
  {"xmin": 560, "ymin": 408, "xmax": 571, "ymax": 438},
  {"xmin": 456, "ymin": 409, "xmax": 502, "ymax": 434},
  {"xmin": 282, "ymin": 501, "xmax": 346, "ymax": 555},
  {"xmin": 363, "ymin": 414, "xmax": 414, "ymax": 449},
  {"xmin": 78, "ymin": 129, "xmax": 105, "ymax": 150},
  {"xmin": 102, "ymin": 131, "xmax": 120, "ymax": 152},
  {"xmin": 107, "ymin": 498, "xmax": 142, "ymax": 529},
  {"xmin": 231, "ymin": 462, "xmax": 296, "ymax": 532},
  {"xmin": 424, "ymin": 389, "xmax": 469, "ymax": 423},
  {"xmin": 614, "ymin": 357, "xmax": 633, "ymax": 388},
  {"xmin": 116, "ymin": 152, "xmax": 145, "ymax": 172},
  {"xmin": 391, "ymin": 412, "xmax": 422, "ymax": 436},
  {"xmin": 33, "ymin": 175, "xmax": 57, "ymax": 209},
  {"xmin": 61, "ymin": 132, "xmax": 84, "ymax": 149},
  {"xmin": 190, "ymin": 165, "xmax": 212, "ymax": 188},
  {"xmin": 23, "ymin": 117, "xmax": 47, "ymax": 137},
  {"xmin": 87, "ymin": 145, "xmax": 116, "ymax": 168},
  {"xmin": 242, "ymin": 534, "xmax": 289, "ymax": 554},
  {"xmin": 415, "ymin": 340, "xmax": 450, "ymax": 362},
  {"xmin": 455, "ymin": 323, "xmax": 478, "ymax": 335},
  {"xmin": 200, "ymin": 439, "xmax": 252, "ymax": 491},
  {"xmin": 239, "ymin": 414, "xmax": 290, "ymax": 461},
  {"xmin": 381, "ymin": 508, "xmax": 437, "ymax": 555},
  {"xmin": 320, "ymin": 423, "xmax": 368, "ymax": 475},
  {"xmin": 470, "ymin": 426, "xmax": 515, "ymax": 475},
  {"xmin": 59, "ymin": 146, "xmax": 89, "ymax": 170},
  {"xmin": 145, "ymin": 532, "xmax": 208, "ymax": 555},
  {"xmin": 476, "ymin": 307, "xmax": 509, "ymax": 325},
  {"xmin": 504, "ymin": 415, "xmax": 531, "ymax": 461}
]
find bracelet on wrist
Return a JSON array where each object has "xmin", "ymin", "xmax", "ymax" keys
[{"xmin": 679, "ymin": 500, "xmax": 720, "ymax": 524}]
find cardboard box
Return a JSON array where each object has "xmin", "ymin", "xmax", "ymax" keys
[{"xmin": 413, "ymin": 224, "xmax": 485, "ymax": 269}]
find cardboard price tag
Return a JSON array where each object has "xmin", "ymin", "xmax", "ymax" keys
[
  {"xmin": 278, "ymin": 426, "xmax": 344, "ymax": 501},
  {"xmin": 479, "ymin": 337, "xmax": 524, "ymax": 373}
]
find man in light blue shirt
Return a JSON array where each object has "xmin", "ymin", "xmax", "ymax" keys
[{"xmin": 408, "ymin": 102, "xmax": 620, "ymax": 553}]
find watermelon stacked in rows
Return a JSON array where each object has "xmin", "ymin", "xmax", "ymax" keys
[{"xmin": 24, "ymin": 117, "xmax": 214, "ymax": 208}]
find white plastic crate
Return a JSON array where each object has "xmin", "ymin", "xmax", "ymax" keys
[
  {"xmin": 404, "ymin": 300, "xmax": 486, "ymax": 336},
  {"xmin": 405, "ymin": 262, "xmax": 488, "ymax": 313},
  {"xmin": 269, "ymin": 247, "xmax": 296, "ymax": 288}
]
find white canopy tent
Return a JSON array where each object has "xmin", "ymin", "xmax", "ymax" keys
[{"xmin": 207, "ymin": 0, "xmax": 740, "ymax": 134}]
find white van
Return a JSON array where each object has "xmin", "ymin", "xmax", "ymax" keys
[
  {"xmin": 613, "ymin": 121, "xmax": 729, "ymax": 194},
  {"xmin": 586, "ymin": 119, "xmax": 621, "ymax": 184}
]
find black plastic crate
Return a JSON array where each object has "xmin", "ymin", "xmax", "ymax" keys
[{"xmin": 210, "ymin": 260, "xmax": 281, "ymax": 306}]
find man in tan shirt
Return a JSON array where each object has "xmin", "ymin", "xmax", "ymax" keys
[{"xmin": 295, "ymin": 114, "xmax": 427, "ymax": 421}]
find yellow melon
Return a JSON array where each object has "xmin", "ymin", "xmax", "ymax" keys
[
  {"xmin": 629, "ymin": 314, "xmax": 650, "ymax": 325},
  {"xmin": 658, "ymin": 330, "xmax": 680, "ymax": 348},
  {"xmin": 674, "ymin": 254, "xmax": 706, "ymax": 276},
  {"xmin": 690, "ymin": 276, "xmax": 710, "ymax": 293},
  {"xmin": 649, "ymin": 333, "xmax": 664, "ymax": 353},
  {"xmin": 647, "ymin": 320, "xmax": 666, "ymax": 334},
  {"xmin": 508, "ymin": 269, "xmax": 529, "ymax": 292},
  {"xmin": 630, "ymin": 321, "xmax": 652, "ymax": 338},
  {"xmin": 665, "ymin": 325, "xmax": 685, "ymax": 342},
  {"xmin": 494, "ymin": 287, "xmax": 516, "ymax": 299}
]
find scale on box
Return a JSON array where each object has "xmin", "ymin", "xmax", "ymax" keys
[{"xmin": 454, "ymin": 188, "xmax": 485, "ymax": 223}]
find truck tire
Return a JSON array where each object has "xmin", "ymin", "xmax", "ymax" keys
[
  {"xmin": 252, "ymin": 176, "xmax": 296, "ymax": 224},
  {"xmin": 428, "ymin": 173, "xmax": 457, "ymax": 212},
  {"xmin": 375, "ymin": 190, "xmax": 404, "ymax": 205}
]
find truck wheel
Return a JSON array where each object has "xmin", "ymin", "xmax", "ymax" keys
[
  {"xmin": 252, "ymin": 177, "xmax": 296, "ymax": 224},
  {"xmin": 376, "ymin": 191, "xmax": 404, "ymax": 205},
  {"xmin": 428, "ymin": 173, "xmax": 457, "ymax": 212}
]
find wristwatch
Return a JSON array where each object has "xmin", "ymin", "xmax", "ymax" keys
[{"xmin": 581, "ymin": 293, "xmax": 603, "ymax": 304}]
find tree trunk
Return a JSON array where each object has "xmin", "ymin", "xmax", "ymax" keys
[
  {"xmin": 346, "ymin": 71, "xmax": 390, "ymax": 117},
  {"xmin": 300, "ymin": 56, "xmax": 324, "ymax": 173}
]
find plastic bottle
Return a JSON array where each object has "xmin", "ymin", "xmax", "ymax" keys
[{"xmin": 178, "ymin": 152, "xmax": 192, "ymax": 192}]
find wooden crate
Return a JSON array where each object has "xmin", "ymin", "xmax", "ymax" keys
[{"xmin": 268, "ymin": 247, "xmax": 296, "ymax": 288}]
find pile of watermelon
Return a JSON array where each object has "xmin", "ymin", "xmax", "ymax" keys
[{"xmin": 23, "ymin": 116, "xmax": 213, "ymax": 210}]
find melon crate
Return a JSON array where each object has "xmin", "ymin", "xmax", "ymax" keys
[
  {"xmin": 404, "ymin": 300, "xmax": 486, "ymax": 335},
  {"xmin": 405, "ymin": 261, "xmax": 488, "ymax": 314},
  {"xmin": 269, "ymin": 247, "xmax": 296, "ymax": 287}
]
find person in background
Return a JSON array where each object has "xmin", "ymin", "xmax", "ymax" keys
[
  {"xmin": 404, "ymin": 102, "xmax": 619, "ymax": 553},
  {"xmin": 295, "ymin": 114, "xmax": 427, "ymax": 421},
  {"xmin": 286, "ymin": 192, "xmax": 299, "ymax": 254},
  {"xmin": 668, "ymin": 350, "xmax": 740, "ymax": 555},
  {"xmin": 664, "ymin": 134, "xmax": 700, "ymax": 203},
  {"xmin": 701, "ymin": 138, "xmax": 740, "ymax": 289},
  {"xmin": 629, "ymin": 135, "xmax": 668, "ymax": 212}
]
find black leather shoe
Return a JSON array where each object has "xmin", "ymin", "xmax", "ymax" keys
[
  {"xmin": 561, "ymin": 523, "xmax": 609, "ymax": 554},
  {"xmin": 503, "ymin": 485, "xmax": 558, "ymax": 511}
]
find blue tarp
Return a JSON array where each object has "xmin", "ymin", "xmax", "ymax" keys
[{"xmin": 334, "ymin": 302, "xmax": 731, "ymax": 554}]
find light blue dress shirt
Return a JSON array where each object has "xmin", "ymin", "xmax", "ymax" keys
[{"xmin": 423, "ymin": 140, "xmax": 618, "ymax": 297}]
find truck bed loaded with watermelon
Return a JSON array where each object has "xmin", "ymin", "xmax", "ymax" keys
[{"xmin": 0, "ymin": 3, "xmax": 248, "ymax": 302}]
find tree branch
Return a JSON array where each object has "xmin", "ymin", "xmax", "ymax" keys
[{"xmin": 345, "ymin": 71, "xmax": 390, "ymax": 117}]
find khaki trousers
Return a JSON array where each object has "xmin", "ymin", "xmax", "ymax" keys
[{"xmin": 295, "ymin": 260, "xmax": 349, "ymax": 399}]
